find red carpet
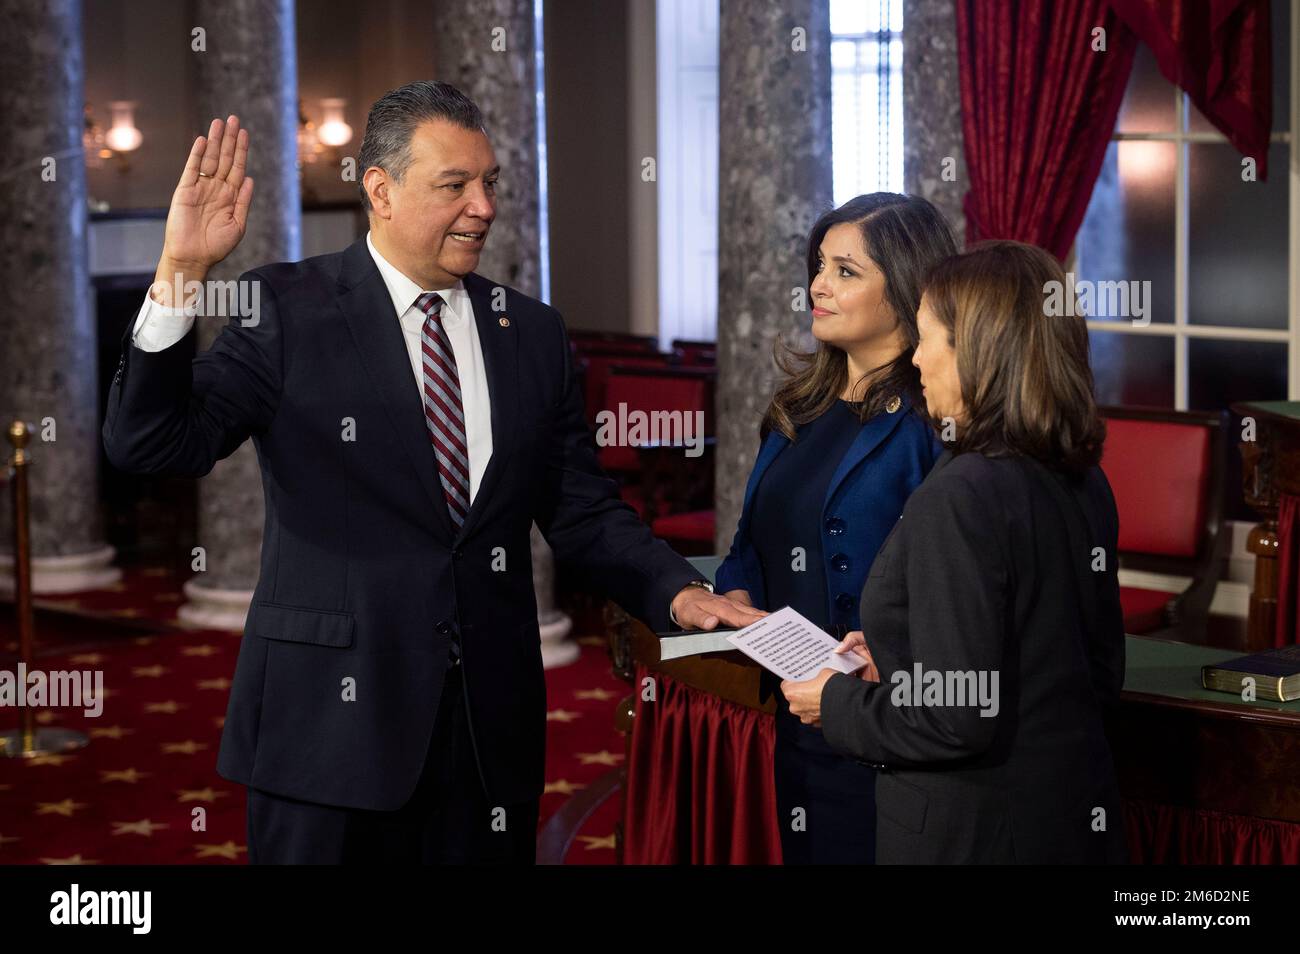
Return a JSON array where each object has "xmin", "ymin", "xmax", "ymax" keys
[{"xmin": 0, "ymin": 571, "xmax": 627, "ymax": 864}]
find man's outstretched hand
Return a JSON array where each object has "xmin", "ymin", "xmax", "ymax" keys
[
  {"xmin": 670, "ymin": 585, "xmax": 767, "ymax": 630},
  {"xmin": 152, "ymin": 115, "xmax": 254, "ymax": 306}
]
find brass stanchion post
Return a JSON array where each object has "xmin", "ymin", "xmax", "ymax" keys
[{"xmin": 1, "ymin": 420, "xmax": 89, "ymax": 757}]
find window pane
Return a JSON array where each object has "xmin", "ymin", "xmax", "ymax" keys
[
  {"xmin": 1189, "ymin": 0, "xmax": 1289, "ymax": 134},
  {"xmin": 1116, "ymin": 43, "xmax": 1176, "ymax": 133},
  {"xmin": 1189, "ymin": 339, "xmax": 1288, "ymax": 522},
  {"xmin": 1090, "ymin": 332, "xmax": 1174, "ymax": 407},
  {"xmin": 1188, "ymin": 143, "xmax": 1289, "ymax": 329},
  {"xmin": 1189, "ymin": 339, "xmax": 1288, "ymax": 412},
  {"xmin": 1077, "ymin": 141, "xmax": 1175, "ymax": 324}
]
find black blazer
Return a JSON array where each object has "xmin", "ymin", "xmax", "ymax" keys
[
  {"xmin": 820, "ymin": 449, "xmax": 1129, "ymax": 864},
  {"xmin": 102, "ymin": 236, "xmax": 699, "ymax": 811}
]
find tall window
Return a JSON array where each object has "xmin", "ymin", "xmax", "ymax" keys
[
  {"xmin": 1075, "ymin": 5, "xmax": 1296, "ymax": 519},
  {"xmin": 1077, "ymin": 3, "xmax": 1296, "ymax": 410},
  {"xmin": 831, "ymin": 0, "xmax": 904, "ymax": 204}
]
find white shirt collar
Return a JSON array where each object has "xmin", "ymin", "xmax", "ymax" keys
[{"xmin": 365, "ymin": 231, "xmax": 465, "ymax": 318}]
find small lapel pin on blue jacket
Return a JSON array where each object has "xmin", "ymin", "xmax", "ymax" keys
[{"xmin": 498, "ymin": 316, "xmax": 510, "ymax": 327}]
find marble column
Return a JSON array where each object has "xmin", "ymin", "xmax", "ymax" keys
[
  {"xmin": 903, "ymin": 0, "xmax": 967, "ymax": 243},
  {"xmin": 434, "ymin": 0, "xmax": 541, "ymax": 297},
  {"xmin": 434, "ymin": 0, "xmax": 574, "ymax": 665},
  {"xmin": 179, "ymin": 0, "xmax": 301, "ymax": 630},
  {"xmin": 714, "ymin": 0, "xmax": 832, "ymax": 554},
  {"xmin": 0, "ymin": 0, "xmax": 121, "ymax": 595}
]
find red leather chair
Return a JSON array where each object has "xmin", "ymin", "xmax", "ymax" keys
[
  {"xmin": 1099, "ymin": 406, "xmax": 1228, "ymax": 638},
  {"xmin": 576, "ymin": 350, "xmax": 673, "ymax": 428},
  {"xmin": 597, "ymin": 367, "xmax": 713, "ymax": 473},
  {"xmin": 670, "ymin": 338, "xmax": 717, "ymax": 367},
  {"xmin": 568, "ymin": 330, "xmax": 659, "ymax": 356},
  {"xmin": 593, "ymin": 367, "xmax": 716, "ymax": 554}
]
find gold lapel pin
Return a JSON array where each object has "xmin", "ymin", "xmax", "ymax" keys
[
  {"xmin": 498, "ymin": 316, "xmax": 510, "ymax": 327},
  {"xmin": 886, "ymin": 395, "xmax": 901, "ymax": 413}
]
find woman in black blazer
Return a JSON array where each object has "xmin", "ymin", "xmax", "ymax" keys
[{"xmin": 781, "ymin": 240, "xmax": 1129, "ymax": 864}]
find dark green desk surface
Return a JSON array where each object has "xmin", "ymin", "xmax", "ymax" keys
[
  {"xmin": 1234, "ymin": 400, "xmax": 1300, "ymax": 424},
  {"xmin": 687, "ymin": 556, "xmax": 1300, "ymax": 722}
]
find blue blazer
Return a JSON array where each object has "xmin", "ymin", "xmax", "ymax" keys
[{"xmin": 716, "ymin": 392, "xmax": 943, "ymax": 632}]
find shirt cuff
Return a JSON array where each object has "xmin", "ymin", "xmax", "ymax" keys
[{"xmin": 131, "ymin": 288, "xmax": 198, "ymax": 352}]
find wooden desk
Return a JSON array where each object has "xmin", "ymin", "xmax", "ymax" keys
[{"xmin": 611, "ymin": 557, "xmax": 1300, "ymax": 863}]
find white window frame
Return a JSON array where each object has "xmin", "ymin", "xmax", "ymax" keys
[
  {"xmin": 830, "ymin": 0, "xmax": 904, "ymax": 203},
  {"xmin": 1084, "ymin": 19, "xmax": 1300, "ymax": 405}
]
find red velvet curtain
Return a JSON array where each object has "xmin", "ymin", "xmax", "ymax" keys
[
  {"xmin": 955, "ymin": 0, "xmax": 1140, "ymax": 259},
  {"xmin": 622, "ymin": 665, "xmax": 782, "ymax": 864},
  {"xmin": 1276, "ymin": 492, "xmax": 1300, "ymax": 647},
  {"xmin": 1108, "ymin": 0, "xmax": 1273, "ymax": 177}
]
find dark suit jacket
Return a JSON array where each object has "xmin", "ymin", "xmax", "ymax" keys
[
  {"xmin": 820, "ymin": 449, "xmax": 1129, "ymax": 864},
  {"xmin": 102, "ymin": 236, "xmax": 699, "ymax": 811}
]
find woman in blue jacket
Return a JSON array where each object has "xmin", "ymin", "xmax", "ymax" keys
[{"xmin": 715, "ymin": 193, "xmax": 955, "ymax": 864}]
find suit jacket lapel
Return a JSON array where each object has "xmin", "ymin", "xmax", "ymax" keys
[
  {"xmin": 336, "ymin": 237, "xmax": 456, "ymax": 541},
  {"xmin": 823, "ymin": 392, "xmax": 914, "ymax": 510},
  {"xmin": 455, "ymin": 271, "xmax": 519, "ymax": 540}
]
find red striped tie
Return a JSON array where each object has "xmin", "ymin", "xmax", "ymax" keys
[{"xmin": 416, "ymin": 292, "xmax": 471, "ymax": 527}]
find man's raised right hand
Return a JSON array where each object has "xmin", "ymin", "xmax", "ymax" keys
[{"xmin": 152, "ymin": 115, "xmax": 253, "ymax": 307}]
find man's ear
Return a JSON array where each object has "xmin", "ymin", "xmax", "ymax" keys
[{"xmin": 363, "ymin": 167, "xmax": 391, "ymax": 218}]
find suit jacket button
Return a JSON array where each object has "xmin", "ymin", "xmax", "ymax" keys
[
  {"xmin": 825, "ymin": 516, "xmax": 846, "ymax": 536},
  {"xmin": 835, "ymin": 593, "xmax": 854, "ymax": 612},
  {"xmin": 453, "ymin": 549, "xmax": 464, "ymax": 560},
  {"xmin": 436, "ymin": 620, "xmax": 453, "ymax": 635},
  {"xmin": 830, "ymin": 553, "xmax": 849, "ymax": 572}
]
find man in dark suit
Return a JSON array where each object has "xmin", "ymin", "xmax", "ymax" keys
[{"xmin": 102, "ymin": 81, "xmax": 761, "ymax": 864}]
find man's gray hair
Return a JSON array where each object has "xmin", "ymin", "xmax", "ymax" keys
[{"xmin": 356, "ymin": 81, "xmax": 484, "ymax": 212}]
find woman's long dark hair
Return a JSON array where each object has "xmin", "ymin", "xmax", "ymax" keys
[{"xmin": 763, "ymin": 193, "xmax": 958, "ymax": 440}]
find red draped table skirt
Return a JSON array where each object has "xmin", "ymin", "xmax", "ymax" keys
[{"xmin": 622, "ymin": 666, "xmax": 1300, "ymax": 865}]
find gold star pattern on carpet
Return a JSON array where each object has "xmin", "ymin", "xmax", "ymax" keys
[
  {"xmin": 180, "ymin": 645, "xmax": 220, "ymax": 657},
  {"xmin": 131, "ymin": 665, "xmax": 169, "ymax": 678},
  {"xmin": 194, "ymin": 842, "xmax": 245, "ymax": 860},
  {"xmin": 89, "ymin": 725, "xmax": 134, "ymax": 740},
  {"xmin": 197, "ymin": 678, "xmax": 232, "ymax": 691},
  {"xmin": 574, "ymin": 688, "xmax": 617, "ymax": 701},
  {"xmin": 100, "ymin": 768, "xmax": 150, "ymax": 784},
  {"xmin": 36, "ymin": 799, "xmax": 87, "ymax": 817},
  {"xmin": 69, "ymin": 653, "xmax": 106, "ymax": 665},
  {"xmin": 544, "ymin": 779, "xmax": 584, "ymax": 796},
  {"xmin": 576, "ymin": 750, "xmax": 623, "ymax": 766},
  {"xmin": 0, "ymin": 833, "xmax": 20, "ymax": 846},
  {"xmin": 177, "ymin": 788, "xmax": 229, "ymax": 804},
  {"xmin": 41, "ymin": 854, "xmax": 100, "ymax": 865},
  {"xmin": 577, "ymin": 834, "xmax": 615, "ymax": 851},
  {"xmin": 143, "ymin": 701, "xmax": 183, "ymax": 714},
  {"xmin": 546, "ymin": 709, "xmax": 580, "ymax": 723},
  {"xmin": 111, "ymin": 819, "xmax": 168, "ymax": 837},
  {"xmin": 161, "ymin": 740, "xmax": 208, "ymax": 755}
]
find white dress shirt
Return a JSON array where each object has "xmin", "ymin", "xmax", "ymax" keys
[{"xmin": 130, "ymin": 232, "xmax": 494, "ymax": 503}]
